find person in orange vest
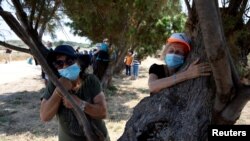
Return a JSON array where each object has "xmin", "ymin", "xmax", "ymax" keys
[{"xmin": 124, "ymin": 50, "xmax": 133, "ymax": 76}]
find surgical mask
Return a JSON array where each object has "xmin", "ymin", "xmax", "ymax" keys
[
  {"xmin": 58, "ymin": 63, "xmax": 80, "ymax": 80},
  {"xmin": 164, "ymin": 54, "xmax": 184, "ymax": 69}
]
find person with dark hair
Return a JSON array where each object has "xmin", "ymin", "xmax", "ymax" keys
[
  {"xmin": 76, "ymin": 46, "xmax": 81, "ymax": 53},
  {"xmin": 148, "ymin": 33, "xmax": 212, "ymax": 95},
  {"xmin": 40, "ymin": 45, "xmax": 109, "ymax": 141},
  {"xmin": 93, "ymin": 39, "xmax": 110, "ymax": 80},
  {"xmin": 77, "ymin": 54, "xmax": 91, "ymax": 71}
]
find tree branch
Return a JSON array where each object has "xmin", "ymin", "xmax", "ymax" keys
[
  {"xmin": 215, "ymin": 0, "xmax": 241, "ymax": 86},
  {"xmin": 0, "ymin": 7, "xmax": 32, "ymax": 47},
  {"xmin": 0, "ymin": 41, "xmax": 30, "ymax": 54},
  {"xmin": 34, "ymin": 0, "xmax": 45, "ymax": 31},
  {"xmin": 11, "ymin": 1, "xmax": 49, "ymax": 56},
  {"xmin": 184, "ymin": 0, "xmax": 191, "ymax": 13},
  {"xmin": 228, "ymin": 0, "xmax": 244, "ymax": 15},
  {"xmin": 28, "ymin": 0, "xmax": 37, "ymax": 29},
  {"xmin": 194, "ymin": 0, "xmax": 234, "ymax": 112},
  {"xmin": 239, "ymin": 0, "xmax": 248, "ymax": 17},
  {"xmin": 11, "ymin": 0, "xmax": 30, "ymax": 31},
  {"xmin": 38, "ymin": 0, "xmax": 61, "ymax": 39},
  {"xmin": 220, "ymin": 85, "xmax": 250, "ymax": 123}
]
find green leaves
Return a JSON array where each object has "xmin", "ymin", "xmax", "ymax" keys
[{"xmin": 62, "ymin": 0, "xmax": 186, "ymax": 60}]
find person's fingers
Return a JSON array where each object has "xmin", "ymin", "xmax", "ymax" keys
[
  {"xmin": 199, "ymin": 64, "xmax": 211, "ymax": 69},
  {"xmin": 63, "ymin": 99, "xmax": 67, "ymax": 106},
  {"xmin": 203, "ymin": 66, "xmax": 212, "ymax": 71},
  {"xmin": 191, "ymin": 58, "xmax": 200, "ymax": 66},
  {"xmin": 196, "ymin": 63, "xmax": 207, "ymax": 67},
  {"xmin": 63, "ymin": 98, "xmax": 70, "ymax": 106},
  {"xmin": 182, "ymin": 63, "xmax": 190, "ymax": 71},
  {"xmin": 199, "ymin": 66, "xmax": 212, "ymax": 72},
  {"xmin": 200, "ymin": 72, "xmax": 211, "ymax": 76},
  {"xmin": 63, "ymin": 99, "xmax": 72, "ymax": 109}
]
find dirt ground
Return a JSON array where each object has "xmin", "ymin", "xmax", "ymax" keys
[{"xmin": 0, "ymin": 57, "xmax": 249, "ymax": 141}]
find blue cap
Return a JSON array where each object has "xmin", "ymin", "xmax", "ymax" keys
[{"xmin": 53, "ymin": 45, "xmax": 77, "ymax": 58}]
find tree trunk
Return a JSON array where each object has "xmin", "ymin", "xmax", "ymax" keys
[
  {"xmin": 118, "ymin": 23, "xmax": 214, "ymax": 140},
  {"xmin": 102, "ymin": 39, "xmax": 130, "ymax": 88},
  {"xmin": 101, "ymin": 61, "xmax": 115, "ymax": 89}
]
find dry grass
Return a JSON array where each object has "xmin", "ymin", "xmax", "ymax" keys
[
  {"xmin": 104, "ymin": 71, "xmax": 150, "ymax": 140},
  {"xmin": 0, "ymin": 74, "xmax": 58, "ymax": 141},
  {"xmin": 0, "ymin": 51, "xmax": 31, "ymax": 63}
]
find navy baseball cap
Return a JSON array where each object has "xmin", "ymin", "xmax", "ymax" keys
[{"xmin": 53, "ymin": 45, "xmax": 77, "ymax": 58}]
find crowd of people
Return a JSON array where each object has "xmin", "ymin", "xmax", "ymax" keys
[{"xmin": 39, "ymin": 33, "xmax": 211, "ymax": 141}]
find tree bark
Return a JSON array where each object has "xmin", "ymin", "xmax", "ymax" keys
[
  {"xmin": 119, "ymin": 76, "xmax": 214, "ymax": 141},
  {"xmin": 194, "ymin": 0, "xmax": 234, "ymax": 112}
]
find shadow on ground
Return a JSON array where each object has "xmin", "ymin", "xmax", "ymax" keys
[
  {"xmin": 105, "ymin": 86, "xmax": 149, "ymax": 122},
  {"xmin": 0, "ymin": 88, "xmax": 58, "ymax": 138}
]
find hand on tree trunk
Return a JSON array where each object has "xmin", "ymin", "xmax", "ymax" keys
[{"xmin": 185, "ymin": 58, "xmax": 212, "ymax": 79}]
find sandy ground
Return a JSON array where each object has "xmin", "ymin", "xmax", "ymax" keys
[
  {"xmin": 0, "ymin": 61, "xmax": 40, "ymax": 85},
  {"xmin": 0, "ymin": 61, "xmax": 58, "ymax": 141},
  {"xmin": 0, "ymin": 58, "xmax": 249, "ymax": 141}
]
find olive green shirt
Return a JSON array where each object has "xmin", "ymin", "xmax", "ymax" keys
[{"xmin": 42, "ymin": 74, "xmax": 108, "ymax": 141}]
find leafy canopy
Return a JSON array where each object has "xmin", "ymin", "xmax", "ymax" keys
[{"xmin": 63, "ymin": 0, "xmax": 186, "ymax": 58}]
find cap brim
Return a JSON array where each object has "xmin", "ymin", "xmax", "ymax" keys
[
  {"xmin": 167, "ymin": 38, "xmax": 191, "ymax": 51},
  {"xmin": 52, "ymin": 50, "xmax": 77, "ymax": 59}
]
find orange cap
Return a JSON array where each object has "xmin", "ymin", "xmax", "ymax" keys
[{"xmin": 167, "ymin": 33, "xmax": 191, "ymax": 53}]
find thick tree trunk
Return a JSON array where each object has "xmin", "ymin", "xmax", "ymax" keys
[
  {"xmin": 119, "ymin": 87, "xmax": 213, "ymax": 141},
  {"xmin": 119, "ymin": 25, "xmax": 213, "ymax": 141}
]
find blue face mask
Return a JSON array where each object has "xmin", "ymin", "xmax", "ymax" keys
[
  {"xmin": 58, "ymin": 63, "xmax": 80, "ymax": 81},
  {"xmin": 164, "ymin": 54, "xmax": 184, "ymax": 69}
]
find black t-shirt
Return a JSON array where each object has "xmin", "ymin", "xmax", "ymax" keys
[{"xmin": 149, "ymin": 64, "xmax": 169, "ymax": 79}]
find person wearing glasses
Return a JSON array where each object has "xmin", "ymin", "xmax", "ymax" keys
[
  {"xmin": 40, "ymin": 45, "xmax": 109, "ymax": 141},
  {"xmin": 148, "ymin": 33, "xmax": 212, "ymax": 95}
]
